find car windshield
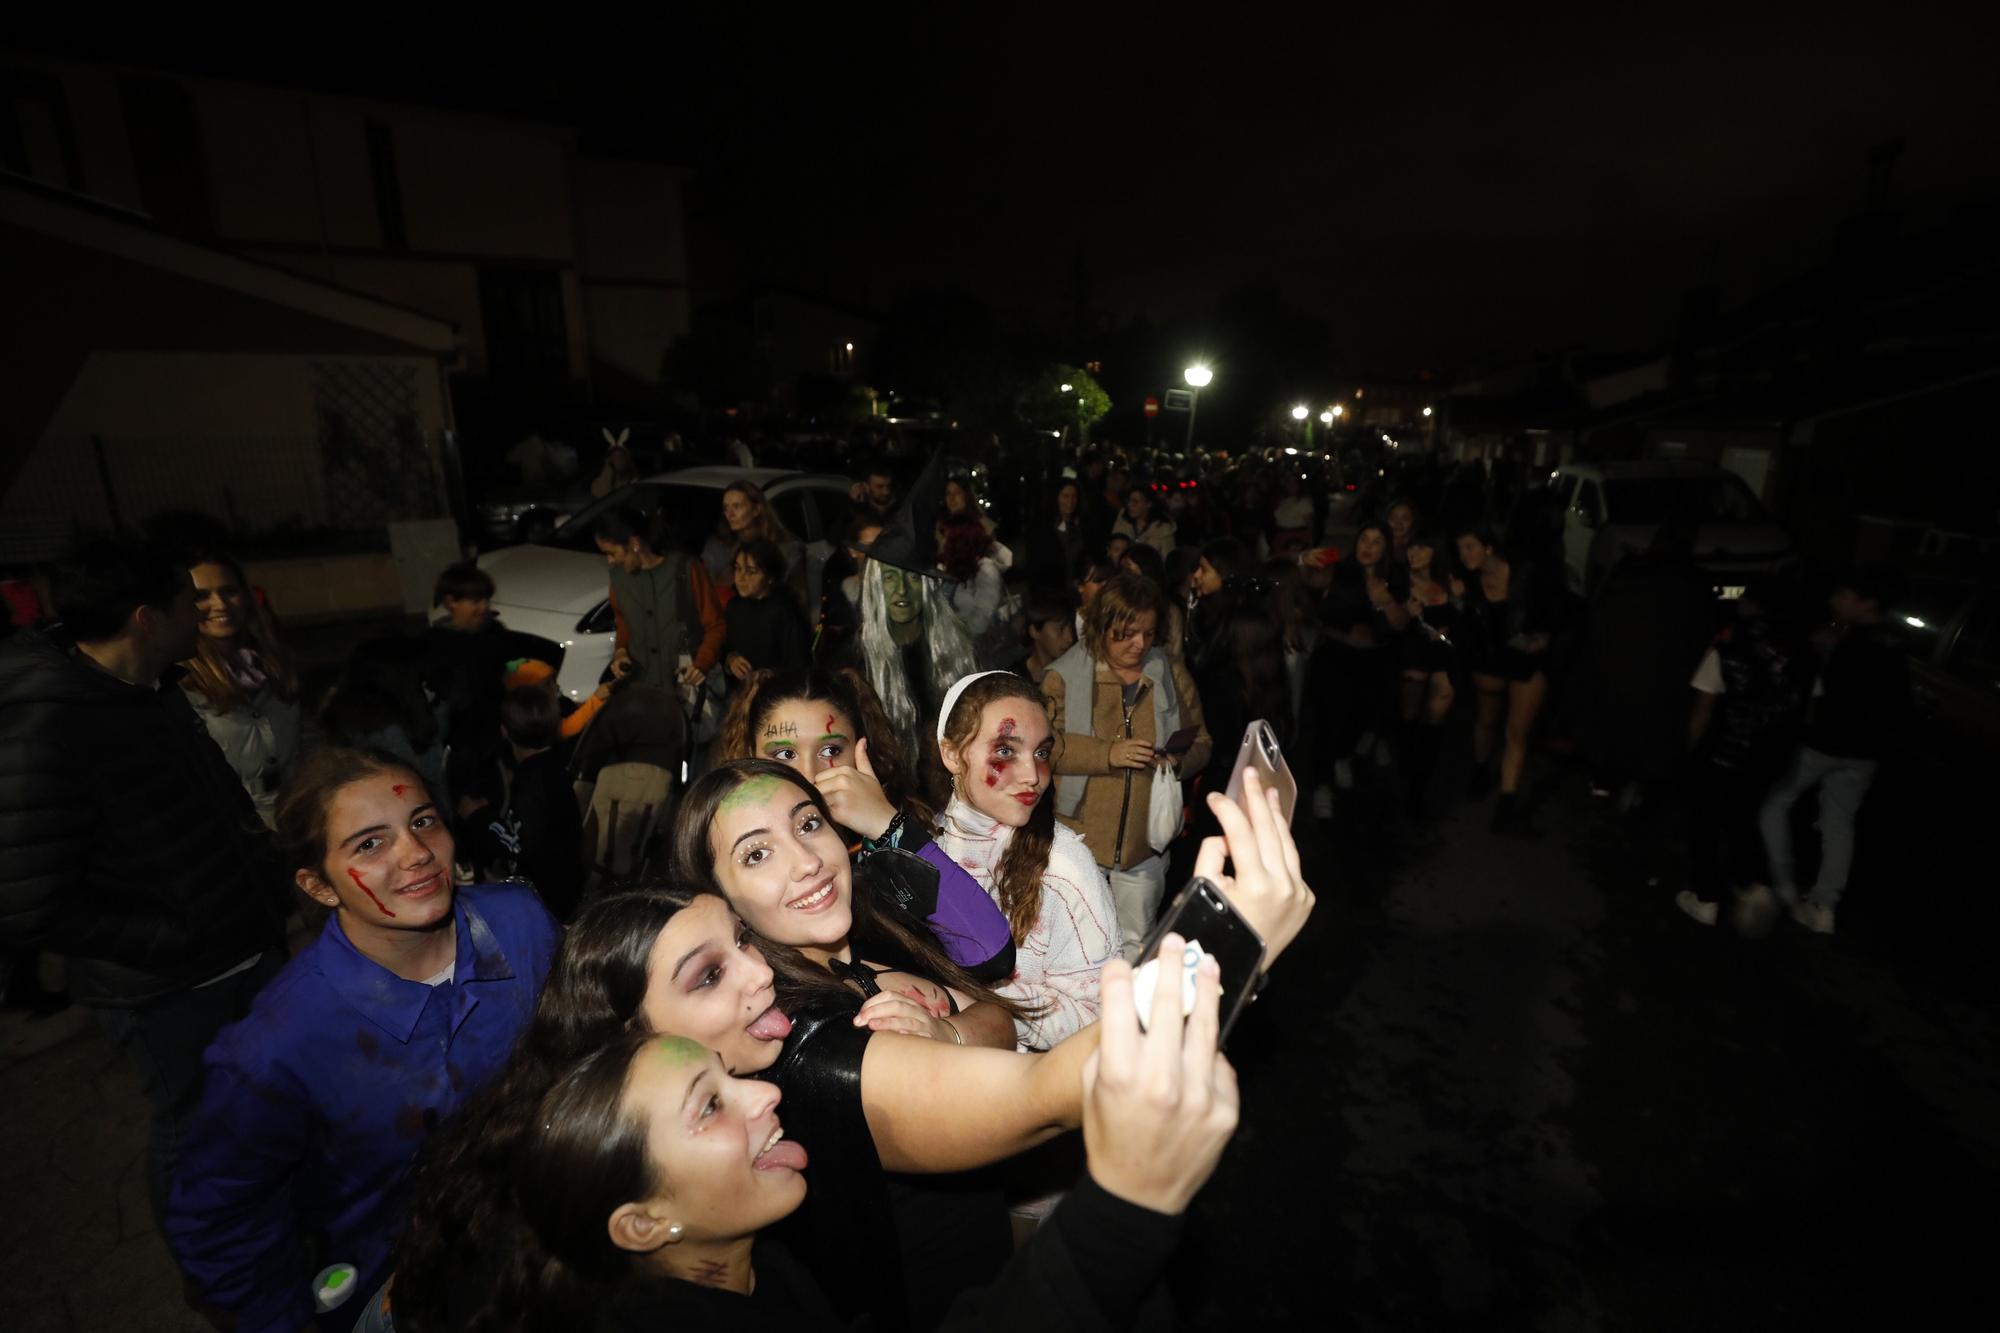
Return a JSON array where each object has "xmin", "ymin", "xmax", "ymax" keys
[
  {"xmin": 1602, "ymin": 475, "xmax": 1768, "ymax": 525},
  {"xmin": 548, "ymin": 483, "xmax": 725, "ymax": 554}
]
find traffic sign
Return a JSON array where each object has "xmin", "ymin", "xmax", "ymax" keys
[
  {"xmin": 1164, "ymin": 389, "xmax": 1194, "ymax": 411},
  {"xmin": 1144, "ymin": 396, "xmax": 1160, "ymax": 418}
]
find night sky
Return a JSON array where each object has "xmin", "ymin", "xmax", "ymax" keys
[{"xmin": 20, "ymin": 4, "xmax": 2000, "ymax": 366}]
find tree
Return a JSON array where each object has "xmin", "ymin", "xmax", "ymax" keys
[{"xmin": 1016, "ymin": 364, "xmax": 1111, "ymax": 441}]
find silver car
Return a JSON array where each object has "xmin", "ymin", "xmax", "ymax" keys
[{"xmin": 474, "ymin": 466, "xmax": 857, "ymax": 701}]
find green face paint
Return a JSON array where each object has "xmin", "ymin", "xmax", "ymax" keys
[
  {"xmin": 653, "ymin": 1035, "xmax": 707, "ymax": 1064},
  {"xmin": 719, "ymin": 773, "xmax": 785, "ymax": 814}
]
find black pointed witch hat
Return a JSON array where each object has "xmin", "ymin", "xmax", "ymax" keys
[{"xmin": 855, "ymin": 449, "xmax": 957, "ymax": 579}]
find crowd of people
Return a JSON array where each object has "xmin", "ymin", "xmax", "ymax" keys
[{"xmin": 0, "ymin": 430, "xmax": 1909, "ymax": 1331}]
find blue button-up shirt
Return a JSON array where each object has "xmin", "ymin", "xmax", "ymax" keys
[{"xmin": 166, "ymin": 884, "xmax": 559, "ymax": 1333}]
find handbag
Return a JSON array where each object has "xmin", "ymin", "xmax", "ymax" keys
[{"xmin": 1146, "ymin": 764, "xmax": 1183, "ymax": 853}]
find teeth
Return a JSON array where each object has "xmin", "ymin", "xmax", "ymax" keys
[
  {"xmin": 760, "ymin": 1127, "xmax": 784, "ymax": 1155},
  {"xmin": 788, "ymin": 883, "xmax": 832, "ymax": 909}
]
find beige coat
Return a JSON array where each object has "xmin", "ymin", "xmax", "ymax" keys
[{"xmin": 1043, "ymin": 656, "xmax": 1212, "ymax": 871}]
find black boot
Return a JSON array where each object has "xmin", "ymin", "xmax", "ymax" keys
[{"xmin": 1491, "ymin": 792, "xmax": 1538, "ymax": 837}]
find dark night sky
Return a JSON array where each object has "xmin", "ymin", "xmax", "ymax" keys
[{"xmin": 20, "ymin": 4, "xmax": 2000, "ymax": 366}]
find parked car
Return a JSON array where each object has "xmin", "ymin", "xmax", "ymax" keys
[
  {"xmin": 1549, "ymin": 461, "xmax": 1795, "ymax": 598},
  {"xmin": 472, "ymin": 466, "xmax": 857, "ymax": 702},
  {"xmin": 1898, "ymin": 578, "xmax": 2000, "ymax": 778}
]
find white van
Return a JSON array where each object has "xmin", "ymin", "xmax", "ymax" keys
[{"xmin": 1548, "ymin": 461, "xmax": 1795, "ymax": 598}]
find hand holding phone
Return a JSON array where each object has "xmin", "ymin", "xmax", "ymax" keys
[
  {"xmin": 1131, "ymin": 878, "xmax": 1267, "ymax": 1043},
  {"xmin": 1224, "ymin": 720, "xmax": 1297, "ymax": 825},
  {"xmin": 1197, "ymin": 765, "xmax": 1316, "ymax": 965}
]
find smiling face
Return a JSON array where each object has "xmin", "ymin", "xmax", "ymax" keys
[
  {"xmin": 639, "ymin": 896, "xmax": 789, "ymax": 1075},
  {"xmin": 945, "ymin": 697, "xmax": 1055, "ymax": 827},
  {"xmin": 189, "ymin": 561, "xmax": 248, "ymax": 644},
  {"xmin": 618, "ymin": 1040, "xmax": 807, "ymax": 1246},
  {"xmin": 756, "ymin": 700, "xmax": 856, "ymax": 778},
  {"xmin": 879, "ymin": 565, "xmax": 919, "ymax": 625},
  {"xmin": 301, "ymin": 773, "xmax": 455, "ymax": 930},
  {"xmin": 706, "ymin": 776, "xmax": 852, "ymax": 958}
]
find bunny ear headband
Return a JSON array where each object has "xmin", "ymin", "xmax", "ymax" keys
[
  {"xmin": 936, "ymin": 670, "xmax": 1015, "ymax": 742},
  {"xmin": 601, "ymin": 426, "xmax": 632, "ymax": 449}
]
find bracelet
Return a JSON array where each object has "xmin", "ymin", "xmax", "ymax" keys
[
  {"xmin": 867, "ymin": 809, "xmax": 908, "ymax": 852},
  {"xmin": 942, "ymin": 1018, "xmax": 964, "ymax": 1045}
]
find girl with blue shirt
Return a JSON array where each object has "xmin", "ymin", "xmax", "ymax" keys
[{"xmin": 165, "ymin": 746, "xmax": 560, "ymax": 1332}]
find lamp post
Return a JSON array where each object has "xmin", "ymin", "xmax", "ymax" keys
[
  {"xmin": 1184, "ymin": 364, "xmax": 1212, "ymax": 450},
  {"xmin": 1291, "ymin": 403, "xmax": 1310, "ymax": 451}
]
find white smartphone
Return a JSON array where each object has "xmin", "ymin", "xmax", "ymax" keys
[{"xmin": 1224, "ymin": 719, "xmax": 1297, "ymax": 825}]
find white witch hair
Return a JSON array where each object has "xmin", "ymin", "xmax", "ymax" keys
[{"xmin": 858, "ymin": 568, "xmax": 978, "ymax": 743}]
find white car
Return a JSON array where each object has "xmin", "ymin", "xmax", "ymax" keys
[
  {"xmin": 1549, "ymin": 461, "xmax": 1796, "ymax": 598},
  {"xmin": 475, "ymin": 466, "xmax": 858, "ymax": 701}
]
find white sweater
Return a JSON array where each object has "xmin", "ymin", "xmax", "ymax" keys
[{"xmin": 935, "ymin": 796, "xmax": 1120, "ymax": 1050}]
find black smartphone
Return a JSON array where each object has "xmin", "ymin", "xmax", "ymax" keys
[
  {"xmin": 1160, "ymin": 725, "xmax": 1200, "ymax": 757},
  {"xmin": 1131, "ymin": 876, "xmax": 1267, "ymax": 1045}
]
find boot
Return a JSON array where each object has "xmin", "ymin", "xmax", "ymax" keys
[{"xmin": 1491, "ymin": 792, "xmax": 1538, "ymax": 837}]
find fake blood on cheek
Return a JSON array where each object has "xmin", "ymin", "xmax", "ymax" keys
[{"xmin": 347, "ymin": 867, "xmax": 397, "ymax": 918}]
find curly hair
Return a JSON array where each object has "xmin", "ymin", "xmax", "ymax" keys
[
  {"xmin": 934, "ymin": 672, "xmax": 1057, "ymax": 947},
  {"xmin": 711, "ymin": 666, "xmax": 934, "ymax": 829}
]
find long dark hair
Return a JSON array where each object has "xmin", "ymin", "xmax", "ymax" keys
[
  {"xmin": 322, "ymin": 636, "xmax": 439, "ymax": 753},
  {"xmin": 934, "ymin": 673, "xmax": 1058, "ymax": 947},
  {"xmin": 668, "ymin": 760, "xmax": 1023, "ymax": 1019},
  {"xmin": 712, "ymin": 667, "xmax": 933, "ymax": 827},
  {"xmin": 516, "ymin": 1033, "xmax": 660, "ymax": 1287},
  {"xmin": 390, "ymin": 886, "xmax": 716, "ymax": 1333}
]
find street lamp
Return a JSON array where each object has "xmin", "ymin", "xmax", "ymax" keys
[
  {"xmin": 1318, "ymin": 410, "xmax": 1334, "ymax": 426},
  {"xmin": 1183, "ymin": 364, "xmax": 1212, "ymax": 449},
  {"xmin": 1060, "ymin": 383, "xmax": 1072, "ymax": 392},
  {"xmin": 1422, "ymin": 405, "xmax": 1433, "ymax": 417},
  {"xmin": 1331, "ymin": 404, "xmax": 1344, "ymax": 418}
]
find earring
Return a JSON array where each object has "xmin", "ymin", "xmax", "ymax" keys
[{"xmin": 667, "ymin": 1224, "xmax": 684, "ymax": 1240}]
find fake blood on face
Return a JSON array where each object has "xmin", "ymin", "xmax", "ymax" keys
[{"xmin": 347, "ymin": 867, "xmax": 396, "ymax": 918}]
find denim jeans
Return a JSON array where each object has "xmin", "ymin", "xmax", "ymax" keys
[
  {"xmin": 1757, "ymin": 746, "xmax": 1879, "ymax": 909},
  {"xmin": 93, "ymin": 952, "xmax": 284, "ymax": 1233},
  {"xmin": 1109, "ymin": 855, "xmax": 1169, "ymax": 961}
]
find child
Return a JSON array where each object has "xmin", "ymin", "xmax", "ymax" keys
[
  {"xmin": 423, "ymin": 562, "xmax": 515, "ymax": 821},
  {"xmin": 1023, "ymin": 590, "xmax": 1078, "ymax": 685},
  {"xmin": 723, "ymin": 539, "xmax": 810, "ymax": 682},
  {"xmin": 462, "ymin": 687, "xmax": 588, "ymax": 920}
]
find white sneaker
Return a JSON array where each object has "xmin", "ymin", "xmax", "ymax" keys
[
  {"xmin": 1791, "ymin": 901, "xmax": 1835, "ymax": 935},
  {"xmin": 1675, "ymin": 891, "xmax": 1719, "ymax": 926}
]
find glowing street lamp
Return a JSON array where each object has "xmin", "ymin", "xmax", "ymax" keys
[
  {"xmin": 1290, "ymin": 404, "xmax": 1309, "ymax": 421},
  {"xmin": 1422, "ymin": 405, "xmax": 1433, "ymax": 417},
  {"xmin": 1183, "ymin": 365, "xmax": 1213, "ymax": 388},
  {"xmin": 1331, "ymin": 404, "xmax": 1345, "ymax": 418},
  {"xmin": 1318, "ymin": 410, "xmax": 1334, "ymax": 426}
]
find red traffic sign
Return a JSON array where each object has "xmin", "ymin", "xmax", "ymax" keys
[{"xmin": 1143, "ymin": 396, "xmax": 1160, "ymax": 418}]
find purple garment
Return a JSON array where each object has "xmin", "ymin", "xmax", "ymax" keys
[{"xmin": 910, "ymin": 830, "xmax": 1016, "ymax": 982}]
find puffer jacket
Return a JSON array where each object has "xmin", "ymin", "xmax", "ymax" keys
[
  {"xmin": 0, "ymin": 629, "xmax": 288, "ymax": 1007},
  {"xmin": 1043, "ymin": 653, "xmax": 1211, "ymax": 871}
]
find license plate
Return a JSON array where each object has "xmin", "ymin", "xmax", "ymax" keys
[{"xmin": 1718, "ymin": 585, "xmax": 1746, "ymax": 600}]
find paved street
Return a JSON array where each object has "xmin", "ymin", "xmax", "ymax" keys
[{"xmin": 3, "ymin": 729, "xmax": 1993, "ymax": 1331}]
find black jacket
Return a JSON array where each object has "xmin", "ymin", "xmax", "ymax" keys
[{"xmin": 0, "ymin": 629, "xmax": 287, "ymax": 1007}]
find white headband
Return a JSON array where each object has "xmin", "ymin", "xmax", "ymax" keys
[{"xmin": 935, "ymin": 670, "xmax": 1016, "ymax": 742}]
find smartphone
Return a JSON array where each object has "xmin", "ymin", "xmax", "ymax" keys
[
  {"xmin": 1224, "ymin": 719, "xmax": 1297, "ymax": 825},
  {"xmin": 1130, "ymin": 876, "xmax": 1267, "ymax": 1044},
  {"xmin": 1160, "ymin": 725, "xmax": 1200, "ymax": 757}
]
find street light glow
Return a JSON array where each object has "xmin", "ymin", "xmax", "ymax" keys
[
  {"xmin": 1331, "ymin": 404, "xmax": 1344, "ymax": 417},
  {"xmin": 1184, "ymin": 365, "xmax": 1213, "ymax": 388},
  {"xmin": 1319, "ymin": 410, "xmax": 1334, "ymax": 425},
  {"xmin": 1423, "ymin": 406, "xmax": 1434, "ymax": 417},
  {"xmin": 845, "ymin": 342, "xmax": 854, "ymax": 352},
  {"xmin": 1291, "ymin": 404, "xmax": 1309, "ymax": 421},
  {"xmin": 1060, "ymin": 383, "xmax": 1072, "ymax": 392}
]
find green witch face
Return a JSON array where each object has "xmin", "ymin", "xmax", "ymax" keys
[{"xmin": 880, "ymin": 565, "xmax": 921, "ymax": 644}]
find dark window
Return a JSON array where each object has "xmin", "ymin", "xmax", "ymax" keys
[
  {"xmin": 770, "ymin": 491, "xmax": 813, "ymax": 542},
  {"xmin": 365, "ymin": 122, "xmax": 407, "ymax": 250},
  {"xmin": 1601, "ymin": 475, "xmax": 1768, "ymax": 525},
  {"xmin": 118, "ymin": 75, "xmax": 213, "ymax": 236},
  {"xmin": 477, "ymin": 267, "xmax": 570, "ymax": 381},
  {"xmin": 1, "ymin": 70, "xmax": 82, "ymax": 189}
]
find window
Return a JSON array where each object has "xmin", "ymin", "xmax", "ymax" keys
[
  {"xmin": 1601, "ymin": 475, "xmax": 1767, "ymax": 525},
  {"xmin": 118, "ymin": 75, "xmax": 214, "ymax": 236},
  {"xmin": 366, "ymin": 123, "xmax": 407, "ymax": 251},
  {"xmin": 0, "ymin": 70, "xmax": 81, "ymax": 190},
  {"xmin": 770, "ymin": 491, "xmax": 814, "ymax": 542},
  {"xmin": 478, "ymin": 267, "xmax": 570, "ymax": 381},
  {"xmin": 1551, "ymin": 474, "xmax": 1578, "ymax": 509}
]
